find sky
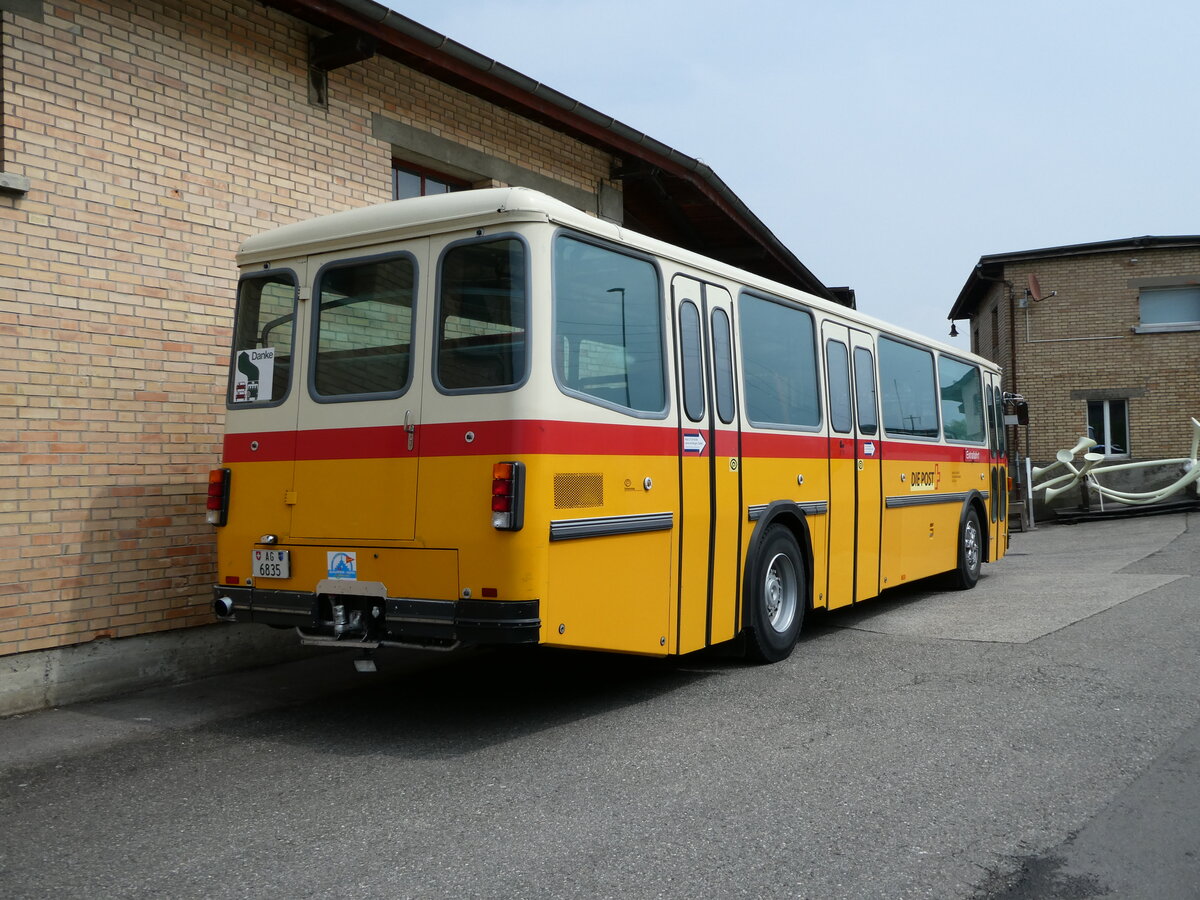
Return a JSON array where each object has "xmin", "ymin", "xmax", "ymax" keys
[{"xmin": 383, "ymin": 0, "xmax": 1198, "ymax": 347}]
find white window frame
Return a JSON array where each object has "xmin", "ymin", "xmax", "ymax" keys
[
  {"xmin": 1086, "ymin": 399, "xmax": 1130, "ymax": 459},
  {"xmin": 1133, "ymin": 284, "xmax": 1200, "ymax": 334}
]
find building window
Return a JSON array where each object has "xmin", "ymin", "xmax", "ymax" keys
[
  {"xmin": 1137, "ymin": 286, "xmax": 1200, "ymax": 331},
  {"xmin": 392, "ymin": 161, "xmax": 468, "ymax": 200},
  {"xmin": 1087, "ymin": 399, "xmax": 1129, "ymax": 458}
]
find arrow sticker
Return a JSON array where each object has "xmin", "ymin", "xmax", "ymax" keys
[{"xmin": 683, "ymin": 432, "xmax": 707, "ymax": 455}]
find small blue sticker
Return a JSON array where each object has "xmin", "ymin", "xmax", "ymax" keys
[{"xmin": 327, "ymin": 551, "xmax": 357, "ymax": 580}]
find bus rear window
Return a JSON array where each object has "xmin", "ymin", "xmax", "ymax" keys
[
  {"xmin": 313, "ymin": 255, "xmax": 415, "ymax": 398},
  {"xmin": 553, "ymin": 236, "xmax": 665, "ymax": 413},
  {"xmin": 229, "ymin": 271, "xmax": 296, "ymax": 405},
  {"xmin": 436, "ymin": 238, "xmax": 527, "ymax": 392}
]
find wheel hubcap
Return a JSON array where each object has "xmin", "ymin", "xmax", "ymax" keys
[
  {"xmin": 764, "ymin": 552, "xmax": 798, "ymax": 633},
  {"xmin": 964, "ymin": 521, "xmax": 980, "ymax": 573}
]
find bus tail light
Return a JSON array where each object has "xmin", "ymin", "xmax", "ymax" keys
[
  {"xmin": 491, "ymin": 461, "xmax": 525, "ymax": 531},
  {"xmin": 207, "ymin": 468, "xmax": 231, "ymax": 526}
]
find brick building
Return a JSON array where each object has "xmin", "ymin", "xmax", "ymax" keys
[
  {"xmin": 949, "ymin": 237, "xmax": 1200, "ymax": 508},
  {"xmin": 1, "ymin": 0, "xmax": 835, "ymax": 710}
]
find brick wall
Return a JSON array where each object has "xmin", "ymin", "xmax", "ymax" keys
[
  {"xmin": 970, "ymin": 248, "xmax": 1200, "ymax": 465},
  {"xmin": 0, "ymin": 0, "xmax": 616, "ymax": 656}
]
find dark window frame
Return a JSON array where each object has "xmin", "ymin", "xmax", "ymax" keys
[
  {"xmin": 826, "ymin": 338, "xmax": 853, "ymax": 435},
  {"xmin": 392, "ymin": 160, "xmax": 471, "ymax": 200},
  {"xmin": 711, "ymin": 307, "xmax": 736, "ymax": 425},
  {"xmin": 680, "ymin": 301, "xmax": 705, "ymax": 423},
  {"xmin": 550, "ymin": 230, "xmax": 669, "ymax": 419},
  {"xmin": 878, "ymin": 335, "xmax": 940, "ymax": 440},
  {"xmin": 853, "ymin": 346, "xmax": 878, "ymax": 436},
  {"xmin": 308, "ymin": 251, "xmax": 420, "ymax": 403},
  {"xmin": 737, "ymin": 291, "xmax": 822, "ymax": 432},
  {"xmin": 937, "ymin": 353, "xmax": 988, "ymax": 445},
  {"xmin": 226, "ymin": 269, "xmax": 299, "ymax": 409},
  {"xmin": 433, "ymin": 233, "xmax": 531, "ymax": 396}
]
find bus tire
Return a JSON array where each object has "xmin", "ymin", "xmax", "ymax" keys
[
  {"xmin": 745, "ymin": 525, "xmax": 805, "ymax": 663},
  {"xmin": 951, "ymin": 507, "xmax": 983, "ymax": 590}
]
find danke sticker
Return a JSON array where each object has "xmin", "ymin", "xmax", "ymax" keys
[{"xmin": 233, "ymin": 348, "xmax": 275, "ymax": 403}]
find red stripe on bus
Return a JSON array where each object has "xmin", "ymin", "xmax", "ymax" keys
[
  {"xmin": 740, "ymin": 432, "xmax": 828, "ymax": 458},
  {"xmin": 713, "ymin": 431, "xmax": 739, "ymax": 457},
  {"xmin": 223, "ymin": 420, "xmax": 680, "ymax": 462},
  {"xmin": 421, "ymin": 420, "xmax": 679, "ymax": 456},
  {"xmin": 883, "ymin": 441, "xmax": 989, "ymax": 462},
  {"xmin": 223, "ymin": 422, "xmax": 995, "ymax": 465}
]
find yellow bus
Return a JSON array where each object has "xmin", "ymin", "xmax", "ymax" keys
[{"xmin": 209, "ymin": 188, "xmax": 1010, "ymax": 663}]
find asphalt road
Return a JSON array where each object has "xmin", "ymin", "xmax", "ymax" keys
[{"xmin": 1, "ymin": 514, "xmax": 1197, "ymax": 899}]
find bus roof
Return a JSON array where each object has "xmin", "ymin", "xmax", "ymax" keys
[{"xmin": 238, "ymin": 187, "xmax": 997, "ymax": 371}]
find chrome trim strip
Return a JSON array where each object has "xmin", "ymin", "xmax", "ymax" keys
[
  {"xmin": 549, "ymin": 511, "xmax": 674, "ymax": 541},
  {"xmin": 885, "ymin": 491, "xmax": 984, "ymax": 509},
  {"xmin": 747, "ymin": 501, "xmax": 828, "ymax": 521}
]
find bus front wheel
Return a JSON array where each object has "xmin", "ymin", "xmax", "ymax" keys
[
  {"xmin": 745, "ymin": 525, "xmax": 805, "ymax": 663},
  {"xmin": 951, "ymin": 507, "xmax": 983, "ymax": 590}
]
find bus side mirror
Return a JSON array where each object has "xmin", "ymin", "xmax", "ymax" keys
[{"xmin": 1004, "ymin": 400, "xmax": 1029, "ymax": 426}]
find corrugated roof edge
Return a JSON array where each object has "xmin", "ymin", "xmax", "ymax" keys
[{"xmin": 277, "ymin": 0, "xmax": 834, "ymax": 302}]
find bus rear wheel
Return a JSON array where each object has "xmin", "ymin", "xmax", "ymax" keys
[
  {"xmin": 745, "ymin": 525, "xmax": 805, "ymax": 663},
  {"xmin": 951, "ymin": 507, "xmax": 983, "ymax": 590}
]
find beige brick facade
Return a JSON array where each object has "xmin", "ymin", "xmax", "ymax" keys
[
  {"xmin": 965, "ymin": 246, "xmax": 1200, "ymax": 465},
  {"xmin": 0, "ymin": 0, "xmax": 620, "ymax": 657}
]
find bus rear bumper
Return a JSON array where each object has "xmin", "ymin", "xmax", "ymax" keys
[{"xmin": 212, "ymin": 586, "xmax": 540, "ymax": 646}]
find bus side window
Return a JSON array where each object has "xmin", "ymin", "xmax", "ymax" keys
[
  {"xmin": 313, "ymin": 255, "xmax": 415, "ymax": 398},
  {"xmin": 553, "ymin": 235, "xmax": 665, "ymax": 414},
  {"xmin": 229, "ymin": 271, "xmax": 296, "ymax": 405},
  {"xmin": 436, "ymin": 238, "xmax": 527, "ymax": 392},
  {"xmin": 853, "ymin": 346, "xmax": 878, "ymax": 435},
  {"xmin": 878, "ymin": 337, "xmax": 938, "ymax": 438},
  {"xmin": 826, "ymin": 339, "xmax": 852, "ymax": 434},
  {"xmin": 680, "ymin": 301, "xmax": 705, "ymax": 422},
  {"xmin": 938, "ymin": 356, "xmax": 986, "ymax": 443},
  {"xmin": 738, "ymin": 293, "xmax": 820, "ymax": 429},
  {"xmin": 712, "ymin": 308, "xmax": 736, "ymax": 425}
]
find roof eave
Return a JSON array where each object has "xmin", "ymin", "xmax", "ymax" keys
[{"xmin": 259, "ymin": 0, "xmax": 835, "ymax": 301}]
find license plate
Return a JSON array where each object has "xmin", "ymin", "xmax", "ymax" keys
[{"xmin": 252, "ymin": 549, "xmax": 290, "ymax": 579}]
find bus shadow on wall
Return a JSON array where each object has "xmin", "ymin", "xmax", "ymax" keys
[
  {"xmin": 67, "ymin": 482, "xmax": 216, "ymax": 644},
  {"xmin": 209, "ymin": 647, "xmax": 711, "ymax": 760}
]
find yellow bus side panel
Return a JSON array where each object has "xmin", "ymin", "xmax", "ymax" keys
[
  {"xmin": 545, "ymin": 530, "xmax": 673, "ymax": 655},
  {"xmin": 739, "ymin": 453, "xmax": 829, "ymax": 610},
  {"xmin": 826, "ymin": 456, "xmax": 856, "ymax": 610},
  {"xmin": 709, "ymin": 451, "xmax": 742, "ymax": 647},
  {"xmin": 855, "ymin": 457, "xmax": 883, "ymax": 603},
  {"xmin": 530, "ymin": 451, "xmax": 676, "ymax": 656},
  {"xmin": 216, "ymin": 460, "xmax": 294, "ymax": 585},
  {"xmin": 291, "ymin": 457, "xmax": 416, "ymax": 541},
  {"xmin": 677, "ymin": 454, "xmax": 710, "ymax": 655}
]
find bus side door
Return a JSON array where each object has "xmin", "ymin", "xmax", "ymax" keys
[
  {"xmin": 985, "ymin": 373, "xmax": 1008, "ymax": 561},
  {"xmin": 850, "ymin": 332, "xmax": 883, "ymax": 602},
  {"xmin": 671, "ymin": 276, "xmax": 742, "ymax": 653},
  {"xmin": 821, "ymin": 325, "xmax": 883, "ymax": 608}
]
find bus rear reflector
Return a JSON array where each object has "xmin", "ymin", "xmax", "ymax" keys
[
  {"xmin": 491, "ymin": 461, "xmax": 525, "ymax": 531},
  {"xmin": 207, "ymin": 468, "xmax": 231, "ymax": 526}
]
